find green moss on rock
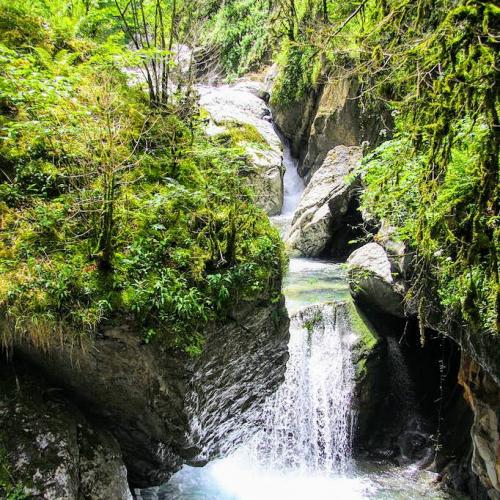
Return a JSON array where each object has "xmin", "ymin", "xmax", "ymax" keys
[{"xmin": 343, "ymin": 298, "xmax": 380, "ymax": 381}]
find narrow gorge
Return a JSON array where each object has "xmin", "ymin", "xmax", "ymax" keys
[{"xmin": 0, "ymin": 2, "xmax": 498, "ymax": 500}]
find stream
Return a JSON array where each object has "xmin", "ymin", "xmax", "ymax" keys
[
  {"xmin": 136, "ymin": 87, "xmax": 456, "ymax": 500},
  {"xmin": 135, "ymin": 135, "xmax": 451, "ymax": 500}
]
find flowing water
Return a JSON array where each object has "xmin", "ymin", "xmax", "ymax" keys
[
  {"xmin": 137, "ymin": 103, "xmax": 455, "ymax": 500},
  {"xmin": 247, "ymin": 304, "xmax": 356, "ymax": 475},
  {"xmin": 269, "ymin": 136, "xmax": 304, "ymax": 239}
]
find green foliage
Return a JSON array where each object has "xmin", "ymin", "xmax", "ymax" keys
[
  {"xmin": 352, "ymin": 1, "xmax": 498, "ymax": 338},
  {"xmin": 360, "ymin": 119, "xmax": 497, "ymax": 335},
  {"xmin": 0, "ymin": 0, "xmax": 285, "ymax": 356},
  {"xmin": 271, "ymin": 40, "xmax": 318, "ymax": 106},
  {"xmin": 214, "ymin": 121, "xmax": 268, "ymax": 148},
  {"xmin": 200, "ymin": 0, "xmax": 272, "ymax": 77},
  {"xmin": 0, "ymin": 446, "xmax": 27, "ymax": 500},
  {"xmin": 270, "ymin": 0, "xmax": 498, "ymax": 340}
]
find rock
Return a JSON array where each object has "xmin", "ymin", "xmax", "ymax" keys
[
  {"xmin": 300, "ymin": 78, "xmax": 362, "ymax": 181},
  {"xmin": 271, "ymin": 75, "xmax": 392, "ymax": 182},
  {"xmin": 286, "ymin": 145, "xmax": 362, "ymax": 257},
  {"xmin": 342, "ymin": 300, "xmax": 387, "ymax": 450},
  {"xmin": 13, "ymin": 294, "xmax": 289, "ymax": 488},
  {"xmin": 347, "ymin": 242, "xmax": 406, "ymax": 318},
  {"xmin": 270, "ymin": 88, "xmax": 320, "ymax": 160},
  {"xmin": 375, "ymin": 221, "xmax": 412, "ymax": 277},
  {"xmin": 187, "ymin": 299, "xmax": 289, "ymax": 463},
  {"xmin": 198, "ymin": 81, "xmax": 284, "ymax": 215},
  {"xmin": 0, "ymin": 361, "xmax": 132, "ymax": 500},
  {"xmin": 459, "ymin": 356, "xmax": 500, "ymax": 499}
]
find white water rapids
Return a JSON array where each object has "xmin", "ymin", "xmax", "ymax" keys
[{"xmin": 247, "ymin": 305, "xmax": 356, "ymax": 475}]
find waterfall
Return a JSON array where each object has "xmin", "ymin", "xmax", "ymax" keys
[
  {"xmin": 270, "ymin": 140, "xmax": 305, "ymax": 238},
  {"xmin": 281, "ymin": 142, "xmax": 304, "ymax": 216},
  {"xmin": 248, "ymin": 304, "xmax": 356, "ymax": 475}
]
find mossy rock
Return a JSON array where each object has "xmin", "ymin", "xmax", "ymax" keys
[
  {"xmin": 343, "ymin": 299, "xmax": 380, "ymax": 380},
  {"xmin": 337, "ymin": 299, "xmax": 388, "ymax": 448}
]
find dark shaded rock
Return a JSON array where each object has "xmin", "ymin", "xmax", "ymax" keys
[
  {"xmin": 185, "ymin": 298, "xmax": 290, "ymax": 464},
  {"xmin": 13, "ymin": 295, "xmax": 289, "ymax": 488},
  {"xmin": 0, "ymin": 360, "xmax": 132, "ymax": 499},
  {"xmin": 345, "ymin": 301, "xmax": 388, "ymax": 446},
  {"xmin": 270, "ymin": 89, "xmax": 320, "ymax": 160}
]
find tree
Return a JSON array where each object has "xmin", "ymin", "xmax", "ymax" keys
[{"xmin": 114, "ymin": 0, "xmax": 178, "ymax": 106}]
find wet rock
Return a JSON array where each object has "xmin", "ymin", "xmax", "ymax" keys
[
  {"xmin": 199, "ymin": 80, "xmax": 284, "ymax": 215},
  {"xmin": 347, "ymin": 242, "xmax": 406, "ymax": 318},
  {"xmin": 14, "ymin": 293, "xmax": 289, "ymax": 488},
  {"xmin": 342, "ymin": 300, "xmax": 387, "ymax": 449},
  {"xmin": 459, "ymin": 356, "xmax": 500, "ymax": 499},
  {"xmin": 0, "ymin": 362, "xmax": 132, "ymax": 500},
  {"xmin": 286, "ymin": 145, "xmax": 362, "ymax": 257}
]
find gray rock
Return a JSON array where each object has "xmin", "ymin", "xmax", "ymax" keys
[
  {"xmin": 347, "ymin": 242, "xmax": 406, "ymax": 318},
  {"xmin": 0, "ymin": 363, "xmax": 132, "ymax": 500},
  {"xmin": 459, "ymin": 356, "xmax": 500, "ymax": 498},
  {"xmin": 271, "ymin": 75, "xmax": 392, "ymax": 182},
  {"xmin": 300, "ymin": 78, "xmax": 362, "ymax": 181},
  {"xmin": 286, "ymin": 145, "xmax": 362, "ymax": 257},
  {"xmin": 271, "ymin": 89, "xmax": 319, "ymax": 160},
  {"xmin": 376, "ymin": 221, "xmax": 411, "ymax": 277},
  {"xmin": 14, "ymin": 294, "xmax": 289, "ymax": 488},
  {"xmin": 198, "ymin": 80, "xmax": 284, "ymax": 215}
]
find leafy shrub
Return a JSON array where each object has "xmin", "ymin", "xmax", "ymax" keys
[{"xmin": 0, "ymin": 1, "xmax": 285, "ymax": 356}]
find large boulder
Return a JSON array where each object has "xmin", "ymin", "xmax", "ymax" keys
[
  {"xmin": 11, "ymin": 295, "xmax": 289, "ymax": 488},
  {"xmin": 0, "ymin": 361, "xmax": 132, "ymax": 500},
  {"xmin": 199, "ymin": 80, "xmax": 284, "ymax": 215},
  {"xmin": 347, "ymin": 242, "xmax": 406, "ymax": 318},
  {"xmin": 286, "ymin": 145, "xmax": 362, "ymax": 257}
]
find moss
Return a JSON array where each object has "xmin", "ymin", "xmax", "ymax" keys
[
  {"xmin": 0, "ymin": 440, "xmax": 28, "ymax": 500},
  {"xmin": 303, "ymin": 309, "xmax": 323, "ymax": 334},
  {"xmin": 215, "ymin": 121, "xmax": 268, "ymax": 149},
  {"xmin": 345, "ymin": 299, "xmax": 378, "ymax": 351},
  {"xmin": 344, "ymin": 299, "xmax": 379, "ymax": 381}
]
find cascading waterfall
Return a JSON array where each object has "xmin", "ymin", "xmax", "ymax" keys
[
  {"xmin": 248, "ymin": 305, "xmax": 355, "ymax": 475},
  {"xmin": 156, "ymin": 85, "xmax": 451, "ymax": 500},
  {"xmin": 271, "ymin": 136, "xmax": 304, "ymax": 238},
  {"xmin": 280, "ymin": 141, "xmax": 304, "ymax": 216}
]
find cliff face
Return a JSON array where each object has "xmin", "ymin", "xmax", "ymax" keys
[
  {"xmin": 8, "ymin": 293, "xmax": 289, "ymax": 489},
  {"xmin": 459, "ymin": 356, "xmax": 500, "ymax": 499},
  {"xmin": 271, "ymin": 75, "xmax": 391, "ymax": 183}
]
